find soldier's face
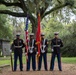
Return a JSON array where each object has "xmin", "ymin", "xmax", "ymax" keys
[
  {"xmin": 30, "ymin": 36, "xmax": 34, "ymax": 39},
  {"xmin": 41, "ymin": 35, "xmax": 44, "ymax": 39},
  {"xmin": 55, "ymin": 35, "xmax": 58, "ymax": 38},
  {"xmin": 16, "ymin": 35, "xmax": 20, "ymax": 39}
]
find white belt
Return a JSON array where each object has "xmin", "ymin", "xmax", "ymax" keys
[
  {"xmin": 29, "ymin": 47, "xmax": 34, "ymax": 53},
  {"xmin": 41, "ymin": 49, "xmax": 45, "ymax": 53},
  {"xmin": 41, "ymin": 45, "xmax": 46, "ymax": 53},
  {"xmin": 14, "ymin": 46, "xmax": 22, "ymax": 48},
  {"xmin": 53, "ymin": 45, "xmax": 60, "ymax": 47}
]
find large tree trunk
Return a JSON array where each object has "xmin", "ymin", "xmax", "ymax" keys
[
  {"xmin": 30, "ymin": 19, "xmax": 38, "ymax": 38},
  {"xmin": 32, "ymin": 23, "xmax": 37, "ymax": 36},
  {"xmin": 32, "ymin": 23, "xmax": 37, "ymax": 35}
]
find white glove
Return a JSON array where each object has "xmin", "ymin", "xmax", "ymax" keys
[
  {"xmin": 51, "ymin": 49, "xmax": 54, "ymax": 52},
  {"xmin": 37, "ymin": 52, "xmax": 38, "ymax": 55},
  {"xmin": 25, "ymin": 53, "xmax": 27, "ymax": 56},
  {"xmin": 10, "ymin": 49, "xmax": 12, "ymax": 53}
]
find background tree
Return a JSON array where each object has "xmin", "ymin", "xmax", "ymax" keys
[
  {"xmin": 42, "ymin": 16, "xmax": 76, "ymax": 57},
  {"xmin": 0, "ymin": 5, "xmax": 12, "ymax": 39},
  {"xmin": 61, "ymin": 20, "xmax": 76, "ymax": 57},
  {"xmin": 0, "ymin": 0, "xmax": 76, "ymax": 34},
  {"xmin": 0, "ymin": 0, "xmax": 76, "ymax": 57},
  {"xmin": 42, "ymin": 17, "xmax": 63, "ymax": 38}
]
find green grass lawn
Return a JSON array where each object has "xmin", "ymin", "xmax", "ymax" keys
[
  {"xmin": 0, "ymin": 56, "xmax": 76, "ymax": 66},
  {"xmin": 0, "ymin": 56, "xmax": 26, "ymax": 66},
  {"xmin": 62, "ymin": 57, "xmax": 76, "ymax": 64},
  {"xmin": 0, "ymin": 60, "xmax": 10, "ymax": 66}
]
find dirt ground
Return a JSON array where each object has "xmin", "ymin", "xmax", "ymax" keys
[{"xmin": 0, "ymin": 55, "xmax": 76, "ymax": 75}]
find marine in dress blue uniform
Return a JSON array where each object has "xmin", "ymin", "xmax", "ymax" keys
[
  {"xmin": 50, "ymin": 32, "xmax": 63, "ymax": 71},
  {"xmin": 13, "ymin": 33, "xmax": 25, "ymax": 71},
  {"xmin": 26, "ymin": 33, "xmax": 37, "ymax": 71},
  {"xmin": 38, "ymin": 33, "xmax": 48, "ymax": 71}
]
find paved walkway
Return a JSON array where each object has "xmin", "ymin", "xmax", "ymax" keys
[{"xmin": 0, "ymin": 55, "xmax": 76, "ymax": 75}]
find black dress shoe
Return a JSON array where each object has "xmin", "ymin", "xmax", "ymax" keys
[
  {"xmin": 45, "ymin": 69, "xmax": 48, "ymax": 71},
  {"xmin": 20, "ymin": 69, "xmax": 23, "ymax": 71},
  {"xmin": 37, "ymin": 69, "xmax": 40, "ymax": 71},
  {"xmin": 26, "ymin": 69, "xmax": 30, "ymax": 71},
  {"xmin": 33, "ymin": 69, "xmax": 36, "ymax": 71},
  {"xmin": 49, "ymin": 69, "xmax": 53, "ymax": 71},
  {"xmin": 59, "ymin": 69, "xmax": 62, "ymax": 71},
  {"xmin": 13, "ymin": 70, "xmax": 16, "ymax": 72}
]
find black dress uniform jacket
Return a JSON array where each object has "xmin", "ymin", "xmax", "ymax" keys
[
  {"xmin": 27, "ymin": 39, "xmax": 37, "ymax": 54},
  {"xmin": 51, "ymin": 38, "xmax": 63, "ymax": 54},
  {"xmin": 41, "ymin": 39, "xmax": 48, "ymax": 53},
  {"xmin": 13, "ymin": 39, "xmax": 25, "ymax": 55}
]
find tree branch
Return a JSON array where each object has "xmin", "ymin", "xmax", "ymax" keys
[
  {"xmin": 42, "ymin": 3, "xmax": 70, "ymax": 18},
  {"xmin": 39, "ymin": 2, "xmax": 49, "ymax": 19},
  {"xmin": 19, "ymin": 0, "xmax": 37, "ymax": 25},
  {"xmin": 0, "ymin": 0, "xmax": 22, "ymax": 8},
  {"xmin": 57, "ymin": 0, "xmax": 62, "ymax": 4},
  {"xmin": 19, "ymin": 0, "xmax": 28, "ymax": 12},
  {"xmin": 0, "ymin": 10, "xmax": 26, "ymax": 17}
]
